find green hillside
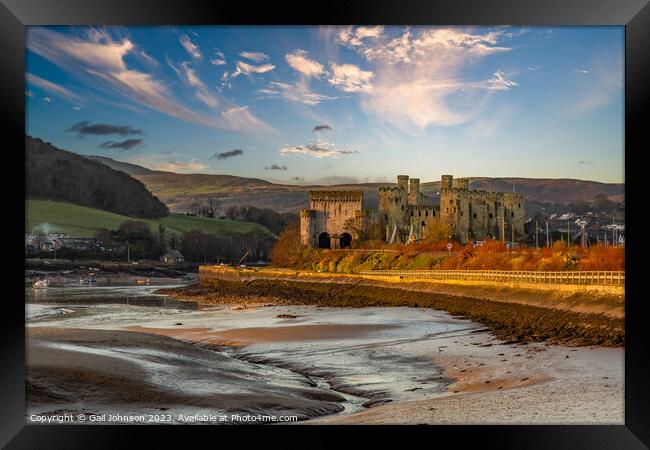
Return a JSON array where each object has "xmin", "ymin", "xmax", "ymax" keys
[{"xmin": 26, "ymin": 199, "xmax": 276, "ymax": 239}]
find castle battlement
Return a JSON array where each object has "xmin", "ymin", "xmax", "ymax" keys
[{"xmin": 310, "ymin": 191, "xmax": 363, "ymax": 201}]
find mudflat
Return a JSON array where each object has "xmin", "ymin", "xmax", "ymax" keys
[
  {"xmin": 158, "ymin": 278, "xmax": 624, "ymax": 347},
  {"xmin": 26, "ymin": 327, "xmax": 348, "ymax": 420}
]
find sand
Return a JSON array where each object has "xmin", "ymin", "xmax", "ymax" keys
[
  {"xmin": 311, "ymin": 329, "xmax": 624, "ymax": 424},
  {"xmin": 126, "ymin": 323, "xmax": 398, "ymax": 346}
]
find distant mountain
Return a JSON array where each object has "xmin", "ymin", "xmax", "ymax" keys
[
  {"xmin": 46, "ymin": 152, "xmax": 624, "ymax": 216},
  {"xmin": 84, "ymin": 155, "xmax": 160, "ymax": 176},
  {"xmin": 132, "ymin": 171, "xmax": 623, "ymax": 215},
  {"xmin": 26, "ymin": 136, "xmax": 168, "ymax": 218},
  {"xmin": 420, "ymin": 177, "xmax": 624, "ymax": 205}
]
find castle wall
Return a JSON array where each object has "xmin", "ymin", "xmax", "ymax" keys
[
  {"xmin": 301, "ymin": 175, "xmax": 525, "ymax": 248},
  {"xmin": 406, "ymin": 204, "xmax": 440, "ymax": 240}
]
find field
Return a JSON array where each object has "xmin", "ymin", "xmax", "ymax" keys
[{"xmin": 26, "ymin": 199, "xmax": 276, "ymax": 239}]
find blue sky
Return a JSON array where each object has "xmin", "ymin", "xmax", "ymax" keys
[{"xmin": 26, "ymin": 26, "xmax": 624, "ymax": 184}]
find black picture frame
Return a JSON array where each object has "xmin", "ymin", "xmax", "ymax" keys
[{"xmin": 2, "ymin": 0, "xmax": 648, "ymax": 447}]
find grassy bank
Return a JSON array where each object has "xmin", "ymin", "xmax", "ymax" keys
[
  {"xmin": 280, "ymin": 241, "xmax": 624, "ymax": 274},
  {"xmin": 26, "ymin": 199, "xmax": 276, "ymax": 239},
  {"xmin": 158, "ymin": 279, "xmax": 624, "ymax": 347}
]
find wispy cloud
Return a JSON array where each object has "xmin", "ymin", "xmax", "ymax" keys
[
  {"xmin": 256, "ymin": 81, "xmax": 338, "ymax": 105},
  {"xmin": 98, "ymin": 138, "xmax": 143, "ymax": 150},
  {"xmin": 27, "ymin": 27, "xmax": 275, "ymax": 135},
  {"xmin": 285, "ymin": 50, "xmax": 324, "ymax": 77},
  {"xmin": 280, "ymin": 139, "xmax": 358, "ymax": 158},
  {"xmin": 578, "ymin": 160, "xmax": 596, "ymax": 165},
  {"xmin": 328, "ymin": 63, "xmax": 374, "ymax": 93},
  {"xmin": 168, "ymin": 59, "xmax": 220, "ymax": 108},
  {"xmin": 331, "ymin": 26, "xmax": 517, "ymax": 129},
  {"xmin": 222, "ymin": 59, "xmax": 276, "ymax": 86},
  {"xmin": 209, "ymin": 149, "xmax": 244, "ymax": 160},
  {"xmin": 26, "ymin": 73, "xmax": 82, "ymax": 103},
  {"xmin": 239, "ymin": 51, "xmax": 269, "ymax": 62},
  {"xmin": 210, "ymin": 49, "xmax": 226, "ymax": 65},
  {"xmin": 258, "ymin": 50, "xmax": 334, "ymax": 105},
  {"xmin": 180, "ymin": 34, "xmax": 202, "ymax": 60},
  {"xmin": 67, "ymin": 121, "xmax": 142, "ymax": 136}
]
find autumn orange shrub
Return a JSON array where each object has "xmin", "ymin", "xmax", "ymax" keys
[
  {"xmin": 578, "ymin": 245, "xmax": 625, "ymax": 271},
  {"xmin": 270, "ymin": 228, "xmax": 624, "ymax": 272}
]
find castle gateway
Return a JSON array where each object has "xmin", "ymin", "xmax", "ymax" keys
[
  {"xmin": 300, "ymin": 191, "xmax": 365, "ymax": 249},
  {"xmin": 300, "ymin": 175, "xmax": 525, "ymax": 248}
]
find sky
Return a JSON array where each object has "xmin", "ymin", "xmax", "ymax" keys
[{"xmin": 25, "ymin": 26, "xmax": 624, "ymax": 184}]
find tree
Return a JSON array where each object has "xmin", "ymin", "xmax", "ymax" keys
[
  {"xmin": 206, "ymin": 197, "xmax": 220, "ymax": 218},
  {"xmin": 181, "ymin": 229, "xmax": 222, "ymax": 262},
  {"xmin": 269, "ymin": 224, "xmax": 302, "ymax": 267},
  {"xmin": 158, "ymin": 224, "xmax": 167, "ymax": 252},
  {"xmin": 422, "ymin": 220, "xmax": 453, "ymax": 244},
  {"xmin": 94, "ymin": 227, "xmax": 113, "ymax": 247},
  {"xmin": 343, "ymin": 211, "xmax": 382, "ymax": 245},
  {"xmin": 114, "ymin": 220, "xmax": 163, "ymax": 259}
]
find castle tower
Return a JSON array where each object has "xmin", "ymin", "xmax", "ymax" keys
[
  {"xmin": 440, "ymin": 174, "xmax": 471, "ymax": 244},
  {"xmin": 441, "ymin": 175, "xmax": 453, "ymax": 190},
  {"xmin": 408, "ymin": 178, "xmax": 420, "ymax": 205},
  {"xmin": 457, "ymin": 178, "xmax": 469, "ymax": 190},
  {"xmin": 300, "ymin": 209, "xmax": 316, "ymax": 246},
  {"xmin": 397, "ymin": 175, "xmax": 409, "ymax": 192}
]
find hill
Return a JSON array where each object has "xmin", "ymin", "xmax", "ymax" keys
[
  {"xmin": 26, "ymin": 136, "xmax": 168, "ymax": 218},
  {"xmin": 26, "ymin": 199, "xmax": 276, "ymax": 239},
  {"xmin": 131, "ymin": 169, "xmax": 623, "ymax": 215},
  {"xmin": 84, "ymin": 155, "xmax": 159, "ymax": 176},
  {"xmin": 419, "ymin": 178, "xmax": 624, "ymax": 205}
]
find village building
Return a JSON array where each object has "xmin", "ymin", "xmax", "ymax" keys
[{"xmin": 160, "ymin": 249, "xmax": 185, "ymax": 266}]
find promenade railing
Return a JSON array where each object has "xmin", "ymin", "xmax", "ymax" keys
[{"xmin": 358, "ymin": 270, "xmax": 625, "ymax": 286}]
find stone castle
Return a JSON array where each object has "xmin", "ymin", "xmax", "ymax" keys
[{"xmin": 300, "ymin": 174, "xmax": 525, "ymax": 248}]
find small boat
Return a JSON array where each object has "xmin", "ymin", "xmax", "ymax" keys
[
  {"xmin": 33, "ymin": 279, "xmax": 49, "ymax": 289},
  {"xmin": 136, "ymin": 278, "xmax": 151, "ymax": 285}
]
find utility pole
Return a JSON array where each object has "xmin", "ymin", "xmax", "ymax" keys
[
  {"xmin": 535, "ymin": 220, "xmax": 539, "ymax": 249},
  {"xmin": 501, "ymin": 214, "xmax": 505, "ymax": 242},
  {"xmin": 511, "ymin": 222, "xmax": 514, "ymax": 249},
  {"xmin": 546, "ymin": 221, "xmax": 550, "ymax": 247},
  {"xmin": 567, "ymin": 218, "xmax": 570, "ymax": 248}
]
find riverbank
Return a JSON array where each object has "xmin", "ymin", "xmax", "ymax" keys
[
  {"xmin": 26, "ymin": 318, "xmax": 623, "ymax": 425},
  {"xmin": 312, "ymin": 329, "xmax": 623, "ymax": 424},
  {"xmin": 26, "ymin": 327, "xmax": 347, "ymax": 422},
  {"xmin": 25, "ymin": 259, "xmax": 196, "ymax": 287},
  {"xmin": 157, "ymin": 278, "xmax": 624, "ymax": 347}
]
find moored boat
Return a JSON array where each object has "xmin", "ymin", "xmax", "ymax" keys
[{"xmin": 33, "ymin": 279, "xmax": 49, "ymax": 289}]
